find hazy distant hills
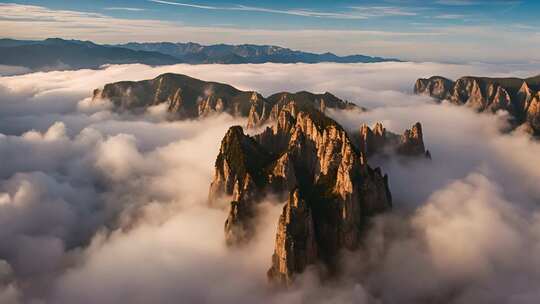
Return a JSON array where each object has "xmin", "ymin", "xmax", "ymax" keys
[
  {"xmin": 0, "ymin": 38, "xmax": 399, "ymax": 71},
  {"xmin": 0, "ymin": 38, "xmax": 179, "ymax": 70},
  {"xmin": 116, "ymin": 42, "xmax": 400, "ymax": 64}
]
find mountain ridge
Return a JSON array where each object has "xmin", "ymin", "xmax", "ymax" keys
[
  {"xmin": 208, "ymin": 99, "xmax": 429, "ymax": 285},
  {"xmin": 93, "ymin": 72, "xmax": 360, "ymax": 125},
  {"xmin": 0, "ymin": 38, "xmax": 180, "ymax": 70},
  {"xmin": 415, "ymin": 74, "xmax": 540, "ymax": 135},
  {"xmin": 0, "ymin": 38, "xmax": 400, "ymax": 71},
  {"xmin": 94, "ymin": 71, "xmax": 431, "ymax": 285},
  {"xmin": 116, "ymin": 41, "xmax": 401, "ymax": 64}
]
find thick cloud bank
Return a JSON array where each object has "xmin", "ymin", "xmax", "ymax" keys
[{"xmin": 0, "ymin": 62, "xmax": 540, "ymax": 304}]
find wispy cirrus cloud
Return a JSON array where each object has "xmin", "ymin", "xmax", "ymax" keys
[
  {"xmin": 104, "ymin": 7, "xmax": 146, "ymax": 12},
  {"xmin": 436, "ymin": 0, "xmax": 521, "ymax": 5},
  {"xmin": 149, "ymin": 0, "xmax": 216, "ymax": 10},
  {"xmin": 0, "ymin": 2, "xmax": 105, "ymax": 22},
  {"xmin": 434, "ymin": 14, "xmax": 467, "ymax": 19},
  {"xmin": 348, "ymin": 6, "xmax": 418, "ymax": 17},
  {"xmin": 436, "ymin": 0, "xmax": 478, "ymax": 5},
  {"xmin": 148, "ymin": 0, "xmax": 417, "ymax": 19},
  {"xmin": 1, "ymin": 2, "xmax": 539, "ymax": 63}
]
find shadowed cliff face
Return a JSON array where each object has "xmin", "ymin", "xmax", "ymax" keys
[
  {"xmin": 208, "ymin": 98, "xmax": 429, "ymax": 286},
  {"xmin": 93, "ymin": 73, "xmax": 358, "ymax": 123},
  {"xmin": 414, "ymin": 75, "xmax": 540, "ymax": 135}
]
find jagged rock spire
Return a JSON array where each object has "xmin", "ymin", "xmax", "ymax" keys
[
  {"xmin": 209, "ymin": 100, "xmax": 394, "ymax": 285},
  {"xmin": 415, "ymin": 74, "xmax": 540, "ymax": 135},
  {"xmin": 267, "ymin": 189, "xmax": 318, "ymax": 286},
  {"xmin": 398, "ymin": 122, "xmax": 426, "ymax": 156},
  {"xmin": 94, "ymin": 72, "xmax": 359, "ymax": 127},
  {"xmin": 354, "ymin": 121, "xmax": 429, "ymax": 159}
]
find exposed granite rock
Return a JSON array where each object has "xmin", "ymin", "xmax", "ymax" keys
[
  {"xmin": 358, "ymin": 122, "xmax": 386, "ymax": 157},
  {"xmin": 526, "ymin": 94, "xmax": 540, "ymax": 132},
  {"xmin": 414, "ymin": 76, "xmax": 454, "ymax": 100},
  {"xmin": 93, "ymin": 73, "xmax": 357, "ymax": 125},
  {"xmin": 398, "ymin": 122, "xmax": 427, "ymax": 156},
  {"xmin": 209, "ymin": 101, "xmax": 396, "ymax": 285},
  {"xmin": 208, "ymin": 126, "xmax": 272, "ymax": 244},
  {"xmin": 93, "ymin": 73, "xmax": 260, "ymax": 118},
  {"xmin": 415, "ymin": 75, "xmax": 540, "ymax": 135},
  {"xmin": 353, "ymin": 122, "xmax": 430, "ymax": 159},
  {"xmin": 267, "ymin": 189, "xmax": 318, "ymax": 286}
]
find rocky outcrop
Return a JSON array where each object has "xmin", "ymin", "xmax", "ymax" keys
[
  {"xmin": 354, "ymin": 122, "xmax": 430, "ymax": 159},
  {"xmin": 267, "ymin": 189, "xmax": 318, "ymax": 286},
  {"xmin": 93, "ymin": 73, "xmax": 357, "ymax": 126},
  {"xmin": 209, "ymin": 100, "xmax": 398, "ymax": 285},
  {"xmin": 398, "ymin": 122, "xmax": 428, "ymax": 156},
  {"xmin": 414, "ymin": 76, "xmax": 454, "ymax": 101},
  {"xmin": 526, "ymin": 95, "xmax": 540, "ymax": 132},
  {"xmin": 93, "ymin": 73, "xmax": 258, "ymax": 118},
  {"xmin": 415, "ymin": 75, "xmax": 540, "ymax": 135},
  {"xmin": 208, "ymin": 126, "xmax": 272, "ymax": 244}
]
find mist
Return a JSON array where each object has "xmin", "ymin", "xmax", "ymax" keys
[{"xmin": 0, "ymin": 62, "xmax": 539, "ymax": 303}]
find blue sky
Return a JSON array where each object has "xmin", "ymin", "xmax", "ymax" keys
[
  {"xmin": 1, "ymin": 0, "xmax": 539, "ymax": 62},
  {"xmin": 14, "ymin": 0, "xmax": 537, "ymax": 30}
]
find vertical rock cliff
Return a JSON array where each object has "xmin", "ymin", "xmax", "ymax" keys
[
  {"xmin": 267, "ymin": 189, "xmax": 318, "ymax": 285},
  {"xmin": 415, "ymin": 75, "xmax": 540, "ymax": 135},
  {"xmin": 93, "ymin": 73, "xmax": 359, "ymax": 126},
  {"xmin": 354, "ymin": 122, "xmax": 430, "ymax": 159},
  {"xmin": 208, "ymin": 100, "xmax": 405, "ymax": 285}
]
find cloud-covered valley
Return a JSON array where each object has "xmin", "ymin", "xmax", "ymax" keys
[{"xmin": 1, "ymin": 62, "xmax": 540, "ymax": 304}]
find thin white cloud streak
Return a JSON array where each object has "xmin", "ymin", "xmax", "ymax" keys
[
  {"xmin": 436, "ymin": 0, "xmax": 522, "ymax": 5},
  {"xmin": 1, "ymin": 62, "xmax": 540, "ymax": 303},
  {"xmin": 149, "ymin": 0, "xmax": 418, "ymax": 19},
  {"xmin": 436, "ymin": 0, "xmax": 478, "ymax": 4},
  {"xmin": 104, "ymin": 7, "xmax": 147, "ymax": 12},
  {"xmin": 434, "ymin": 14, "xmax": 466, "ymax": 19},
  {"xmin": 348, "ymin": 6, "xmax": 418, "ymax": 16},
  {"xmin": 149, "ymin": 0, "xmax": 218, "ymax": 10}
]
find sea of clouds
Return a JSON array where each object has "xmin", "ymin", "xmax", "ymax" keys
[{"xmin": 0, "ymin": 62, "xmax": 540, "ymax": 304}]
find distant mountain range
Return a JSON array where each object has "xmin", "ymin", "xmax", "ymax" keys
[
  {"xmin": 0, "ymin": 38, "xmax": 399, "ymax": 71},
  {"xmin": 115, "ymin": 42, "xmax": 400, "ymax": 64},
  {"xmin": 0, "ymin": 38, "xmax": 179, "ymax": 70}
]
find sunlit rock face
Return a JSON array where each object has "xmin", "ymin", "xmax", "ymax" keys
[
  {"xmin": 353, "ymin": 122, "xmax": 430, "ymax": 160},
  {"xmin": 93, "ymin": 73, "xmax": 260, "ymax": 118},
  {"xmin": 208, "ymin": 99, "xmax": 395, "ymax": 285},
  {"xmin": 93, "ymin": 73, "xmax": 358, "ymax": 123},
  {"xmin": 415, "ymin": 75, "xmax": 540, "ymax": 135},
  {"xmin": 267, "ymin": 189, "xmax": 318, "ymax": 286},
  {"xmin": 94, "ymin": 72, "xmax": 430, "ymax": 286}
]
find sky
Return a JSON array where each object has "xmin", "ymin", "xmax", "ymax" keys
[{"xmin": 0, "ymin": 1, "xmax": 539, "ymax": 63}]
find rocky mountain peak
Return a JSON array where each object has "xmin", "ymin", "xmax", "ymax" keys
[
  {"xmin": 358, "ymin": 123, "xmax": 386, "ymax": 157},
  {"xmin": 94, "ymin": 73, "xmax": 358, "ymax": 129},
  {"xmin": 415, "ymin": 74, "xmax": 540, "ymax": 136},
  {"xmin": 373, "ymin": 122, "xmax": 385, "ymax": 137},
  {"xmin": 208, "ymin": 125, "xmax": 270, "ymax": 205},
  {"xmin": 398, "ymin": 122, "xmax": 427, "ymax": 156},
  {"xmin": 267, "ymin": 189, "xmax": 318, "ymax": 286},
  {"xmin": 354, "ymin": 121, "xmax": 430, "ymax": 159},
  {"xmin": 207, "ymin": 98, "xmax": 430, "ymax": 285},
  {"xmin": 414, "ymin": 76, "xmax": 454, "ymax": 100}
]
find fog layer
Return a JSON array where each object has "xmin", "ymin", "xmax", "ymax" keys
[{"xmin": 0, "ymin": 62, "xmax": 539, "ymax": 304}]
